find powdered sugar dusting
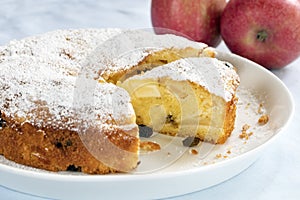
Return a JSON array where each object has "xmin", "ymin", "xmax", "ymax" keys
[
  {"xmin": 0, "ymin": 28, "xmax": 122, "ymax": 65},
  {"xmin": 125, "ymin": 57, "xmax": 240, "ymax": 101},
  {"xmin": 0, "ymin": 28, "xmax": 139, "ymax": 133},
  {"xmin": 82, "ymin": 29, "xmax": 208, "ymax": 80},
  {"xmin": 0, "ymin": 55, "xmax": 135, "ymax": 132}
]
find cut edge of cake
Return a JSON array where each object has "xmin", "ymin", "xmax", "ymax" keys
[{"xmin": 118, "ymin": 57, "xmax": 240, "ymax": 144}]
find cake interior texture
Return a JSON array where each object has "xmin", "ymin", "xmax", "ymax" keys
[
  {"xmin": 119, "ymin": 78, "xmax": 237, "ymax": 144},
  {"xmin": 104, "ymin": 47, "xmax": 215, "ymax": 84},
  {"xmin": 118, "ymin": 57, "xmax": 239, "ymax": 144}
]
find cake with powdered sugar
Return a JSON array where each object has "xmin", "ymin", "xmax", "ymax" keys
[
  {"xmin": 0, "ymin": 28, "xmax": 238, "ymax": 174},
  {"xmin": 118, "ymin": 57, "xmax": 240, "ymax": 144},
  {"xmin": 0, "ymin": 55, "xmax": 139, "ymax": 174}
]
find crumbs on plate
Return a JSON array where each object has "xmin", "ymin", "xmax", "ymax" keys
[
  {"xmin": 257, "ymin": 103, "xmax": 269, "ymax": 125},
  {"xmin": 239, "ymin": 124, "xmax": 253, "ymax": 140},
  {"xmin": 139, "ymin": 141, "xmax": 161, "ymax": 152},
  {"xmin": 215, "ymin": 150, "xmax": 231, "ymax": 159},
  {"xmin": 258, "ymin": 114, "xmax": 269, "ymax": 125},
  {"xmin": 257, "ymin": 103, "xmax": 265, "ymax": 114},
  {"xmin": 189, "ymin": 149, "xmax": 198, "ymax": 155}
]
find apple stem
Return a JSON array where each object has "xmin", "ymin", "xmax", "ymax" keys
[{"xmin": 256, "ymin": 30, "xmax": 268, "ymax": 42}]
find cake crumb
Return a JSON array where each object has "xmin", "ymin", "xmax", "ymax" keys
[
  {"xmin": 242, "ymin": 124, "xmax": 250, "ymax": 131},
  {"xmin": 215, "ymin": 153, "xmax": 222, "ymax": 159},
  {"xmin": 139, "ymin": 141, "xmax": 161, "ymax": 152},
  {"xmin": 239, "ymin": 131, "xmax": 253, "ymax": 140},
  {"xmin": 258, "ymin": 103, "xmax": 264, "ymax": 114},
  {"xmin": 239, "ymin": 124, "xmax": 253, "ymax": 140},
  {"xmin": 258, "ymin": 114, "xmax": 269, "ymax": 125},
  {"xmin": 226, "ymin": 150, "xmax": 231, "ymax": 154},
  {"xmin": 190, "ymin": 149, "xmax": 198, "ymax": 155}
]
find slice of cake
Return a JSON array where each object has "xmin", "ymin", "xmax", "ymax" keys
[{"xmin": 118, "ymin": 57, "xmax": 240, "ymax": 144}]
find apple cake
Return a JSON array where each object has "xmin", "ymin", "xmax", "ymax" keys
[
  {"xmin": 118, "ymin": 57, "xmax": 240, "ymax": 144},
  {"xmin": 0, "ymin": 28, "xmax": 224, "ymax": 174}
]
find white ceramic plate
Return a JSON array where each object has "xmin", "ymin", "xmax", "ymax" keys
[{"xmin": 0, "ymin": 51, "xmax": 294, "ymax": 200}]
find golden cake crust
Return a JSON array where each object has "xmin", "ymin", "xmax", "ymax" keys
[{"xmin": 0, "ymin": 113, "xmax": 139, "ymax": 174}]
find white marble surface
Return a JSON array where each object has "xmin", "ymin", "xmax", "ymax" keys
[{"xmin": 0, "ymin": 0, "xmax": 299, "ymax": 199}]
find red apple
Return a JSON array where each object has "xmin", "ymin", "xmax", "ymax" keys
[
  {"xmin": 151, "ymin": 0, "xmax": 226, "ymax": 47},
  {"xmin": 221, "ymin": 0, "xmax": 300, "ymax": 69}
]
